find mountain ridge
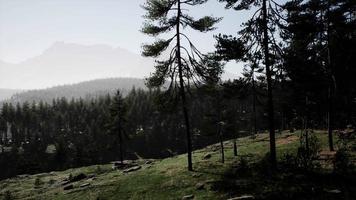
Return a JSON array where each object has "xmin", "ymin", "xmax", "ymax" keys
[
  {"xmin": 3, "ymin": 77, "xmax": 146, "ymax": 105},
  {"xmin": 0, "ymin": 42, "xmax": 155, "ymax": 90}
]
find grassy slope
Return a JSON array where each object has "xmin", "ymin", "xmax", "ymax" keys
[{"xmin": 0, "ymin": 131, "xmax": 350, "ymax": 200}]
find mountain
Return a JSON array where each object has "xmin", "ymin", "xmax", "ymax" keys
[
  {"xmin": 0, "ymin": 42, "xmax": 155, "ymax": 90},
  {"xmin": 5, "ymin": 77, "xmax": 146, "ymax": 105},
  {"xmin": 0, "ymin": 42, "xmax": 240, "ymax": 90}
]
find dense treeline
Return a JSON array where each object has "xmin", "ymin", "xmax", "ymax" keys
[
  {"xmin": 0, "ymin": 85, "xmax": 251, "ymax": 180},
  {"xmin": 3, "ymin": 78, "xmax": 146, "ymax": 105}
]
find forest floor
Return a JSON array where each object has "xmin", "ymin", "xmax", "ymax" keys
[{"xmin": 0, "ymin": 130, "xmax": 355, "ymax": 200}]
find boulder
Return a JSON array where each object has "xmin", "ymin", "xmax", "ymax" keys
[
  {"xmin": 112, "ymin": 160, "xmax": 133, "ymax": 169},
  {"xmin": 80, "ymin": 183, "xmax": 91, "ymax": 188},
  {"xmin": 70, "ymin": 173, "xmax": 87, "ymax": 182},
  {"xmin": 192, "ymin": 173, "xmax": 202, "ymax": 178},
  {"xmin": 182, "ymin": 194, "xmax": 194, "ymax": 199},
  {"xmin": 203, "ymin": 153, "xmax": 212, "ymax": 160},
  {"xmin": 63, "ymin": 184, "xmax": 74, "ymax": 190},
  {"xmin": 195, "ymin": 182, "xmax": 205, "ymax": 190},
  {"xmin": 227, "ymin": 195, "xmax": 255, "ymax": 200},
  {"xmin": 61, "ymin": 180, "xmax": 71, "ymax": 186},
  {"xmin": 87, "ymin": 174, "xmax": 96, "ymax": 178},
  {"xmin": 123, "ymin": 166, "xmax": 142, "ymax": 173},
  {"xmin": 325, "ymin": 189, "xmax": 342, "ymax": 194}
]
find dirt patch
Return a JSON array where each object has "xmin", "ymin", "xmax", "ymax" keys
[{"xmin": 276, "ymin": 135, "xmax": 299, "ymax": 146}]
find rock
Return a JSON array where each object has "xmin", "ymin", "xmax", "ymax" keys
[
  {"xmin": 70, "ymin": 173, "xmax": 87, "ymax": 182},
  {"xmin": 80, "ymin": 183, "xmax": 91, "ymax": 188},
  {"xmin": 203, "ymin": 153, "xmax": 212, "ymax": 160},
  {"xmin": 63, "ymin": 184, "xmax": 74, "ymax": 190},
  {"xmin": 112, "ymin": 160, "xmax": 132, "ymax": 169},
  {"xmin": 123, "ymin": 165, "xmax": 142, "ymax": 173},
  {"xmin": 182, "ymin": 194, "xmax": 194, "ymax": 199},
  {"xmin": 205, "ymin": 179, "xmax": 218, "ymax": 184},
  {"xmin": 195, "ymin": 182, "xmax": 205, "ymax": 190},
  {"xmin": 87, "ymin": 174, "xmax": 96, "ymax": 178},
  {"xmin": 325, "ymin": 189, "xmax": 342, "ymax": 194},
  {"xmin": 17, "ymin": 174, "xmax": 30, "ymax": 178},
  {"xmin": 227, "ymin": 195, "xmax": 255, "ymax": 200},
  {"xmin": 61, "ymin": 180, "xmax": 71, "ymax": 186},
  {"xmin": 192, "ymin": 173, "xmax": 202, "ymax": 178}
]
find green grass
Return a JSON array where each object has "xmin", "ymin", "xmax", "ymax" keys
[{"xmin": 0, "ymin": 130, "xmax": 351, "ymax": 200}]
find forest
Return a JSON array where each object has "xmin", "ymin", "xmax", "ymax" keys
[{"xmin": 0, "ymin": 0, "xmax": 355, "ymax": 199}]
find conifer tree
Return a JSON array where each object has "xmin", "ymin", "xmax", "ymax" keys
[
  {"xmin": 216, "ymin": 0, "xmax": 286, "ymax": 169},
  {"xmin": 108, "ymin": 90, "xmax": 128, "ymax": 163},
  {"xmin": 141, "ymin": 0, "xmax": 222, "ymax": 171}
]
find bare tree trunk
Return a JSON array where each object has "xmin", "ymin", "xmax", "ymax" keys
[
  {"xmin": 304, "ymin": 96, "xmax": 309, "ymax": 154},
  {"xmin": 177, "ymin": 1, "xmax": 193, "ymax": 171},
  {"xmin": 252, "ymin": 75, "xmax": 257, "ymax": 137},
  {"xmin": 233, "ymin": 139, "xmax": 238, "ymax": 156},
  {"xmin": 326, "ymin": 1, "xmax": 334, "ymax": 151},
  {"xmin": 119, "ymin": 129, "xmax": 123, "ymax": 163},
  {"xmin": 262, "ymin": 0, "xmax": 277, "ymax": 169},
  {"xmin": 218, "ymin": 124, "xmax": 225, "ymax": 163},
  {"xmin": 327, "ymin": 87, "xmax": 334, "ymax": 151}
]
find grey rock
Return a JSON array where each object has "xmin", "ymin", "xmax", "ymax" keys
[
  {"xmin": 123, "ymin": 165, "xmax": 142, "ymax": 173},
  {"xmin": 325, "ymin": 189, "xmax": 342, "ymax": 194},
  {"xmin": 203, "ymin": 153, "xmax": 212, "ymax": 160},
  {"xmin": 80, "ymin": 183, "xmax": 91, "ymax": 188},
  {"xmin": 227, "ymin": 195, "xmax": 255, "ymax": 200},
  {"xmin": 70, "ymin": 173, "xmax": 87, "ymax": 182},
  {"xmin": 182, "ymin": 194, "xmax": 194, "ymax": 199},
  {"xmin": 63, "ymin": 184, "xmax": 74, "ymax": 190},
  {"xmin": 61, "ymin": 180, "xmax": 71, "ymax": 186},
  {"xmin": 192, "ymin": 173, "xmax": 202, "ymax": 178},
  {"xmin": 195, "ymin": 182, "xmax": 205, "ymax": 190}
]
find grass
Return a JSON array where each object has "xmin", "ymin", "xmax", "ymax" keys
[{"xmin": 0, "ymin": 130, "xmax": 355, "ymax": 200}]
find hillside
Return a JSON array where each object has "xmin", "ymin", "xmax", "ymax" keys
[
  {"xmin": 0, "ymin": 131, "xmax": 355, "ymax": 200},
  {"xmin": 4, "ymin": 78, "xmax": 146, "ymax": 104}
]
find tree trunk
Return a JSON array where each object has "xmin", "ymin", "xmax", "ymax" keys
[
  {"xmin": 326, "ymin": 1, "xmax": 334, "ymax": 151},
  {"xmin": 177, "ymin": 1, "xmax": 193, "ymax": 171},
  {"xmin": 252, "ymin": 75, "xmax": 257, "ymax": 137},
  {"xmin": 262, "ymin": 0, "xmax": 277, "ymax": 169},
  {"xmin": 233, "ymin": 139, "xmax": 238, "ymax": 156},
  {"xmin": 219, "ymin": 124, "xmax": 225, "ymax": 163},
  {"xmin": 327, "ymin": 87, "xmax": 334, "ymax": 151},
  {"xmin": 305, "ymin": 96, "xmax": 309, "ymax": 154},
  {"xmin": 119, "ymin": 129, "xmax": 123, "ymax": 163}
]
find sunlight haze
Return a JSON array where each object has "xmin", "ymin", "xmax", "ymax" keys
[{"xmin": 0, "ymin": 0, "xmax": 247, "ymax": 89}]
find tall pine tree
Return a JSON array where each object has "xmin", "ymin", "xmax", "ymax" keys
[{"xmin": 141, "ymin": 0, "xmax": 222, "ymax": 171}]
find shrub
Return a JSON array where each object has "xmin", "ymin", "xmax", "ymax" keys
[
  {"xmin": 296, "ymin": 132, "xmax": 321, "ymax": 170},
  {"xmin": 333, "ymin": 148, "xmax": 354, "ymax": 174},
  {"xmin": 34, "ymin": 177, "xmax": 43, "ymax": 188},
  {"xmin": 280, "ymin": 153, "xmax": 297, "ymax": 170}
]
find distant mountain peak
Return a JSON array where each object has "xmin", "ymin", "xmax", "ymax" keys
[{"xmin": 0, "ymin": 42, "xmax": 155, "ymax": 89}]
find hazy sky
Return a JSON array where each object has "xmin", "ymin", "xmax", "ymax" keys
[{"xmin": 0, "ymin": 0, "xmax": 251, "ymax": 88}]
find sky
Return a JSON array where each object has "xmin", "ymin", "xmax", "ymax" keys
[{"xmin": 0, "ymin": 0, "xmax": 251, "ymax": 88}]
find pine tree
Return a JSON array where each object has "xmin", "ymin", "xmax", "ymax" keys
[
  {"xmin": 108, "ymin": 90, "xmax": 128, "ymax": 163},
  {"xmin": 141, "ymin": 0, "xmax": 222, "ymax": 171},
  {"xmin": 216, "ymin": 0, "xmax": 286, "ymax": 169}
]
